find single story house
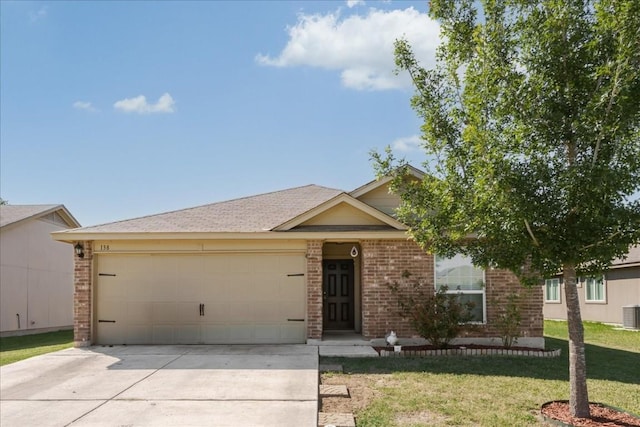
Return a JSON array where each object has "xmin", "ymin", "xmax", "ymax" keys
[
  {"xmin": 544, "ymin": 246, "xmax": 640, "ymax": 326},
  {"xmin": 52, "ymin": 171, "xmax": 544, "ymax": 348},
  {"xmin": 1, "ymin": 204, "xmax": 81, "ymax": 336}
]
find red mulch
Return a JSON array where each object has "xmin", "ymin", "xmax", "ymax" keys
[
  {"xmin": 372, "ymin": 343, "xmax": 540, "ymax": 353},
  {"xmin": 541, "ymin": 401, "xmax": 640, "ymax": 426}
]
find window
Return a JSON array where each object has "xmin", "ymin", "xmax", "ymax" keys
[
  {"xmin": 585, "ymin": 276, "xmax": 606, "ymax": 302},
  {"xmin": 544, "ymin": 278, "xmax": 561, "ymax": 303},
  {"xmin": 434, "ymin": 254, "xmax": 485, "ymax": 322}
]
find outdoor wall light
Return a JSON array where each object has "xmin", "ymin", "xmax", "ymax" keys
[
  {"xmin": 74, "ymin": 242, "xmax": 85, "ymax": 258},
  {"xmin": 350, "ymin": 245, "xmax": 359, "ymax": 258}
]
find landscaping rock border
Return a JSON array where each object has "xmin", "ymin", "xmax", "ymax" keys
[{"xmin": 378, "ymin": 347, "xmax": 561, "ymax": 357}]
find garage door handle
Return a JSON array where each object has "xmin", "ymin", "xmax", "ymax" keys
[
  {"xmin": 98, "ymin": 320, "xmax": 116, "ymax": 323},
  {"xmin": 199, "ymin": 303, "xmax": 204, "ymax": 316},
  {"xmin": 287, "ymin": 318, "xmax": 304, "ymax": 322}
]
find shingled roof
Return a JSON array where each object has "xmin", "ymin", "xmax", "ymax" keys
[
  {"xmin": 61, "ymin": 185, "xmax": 344, "ymax": 234},
  {"xmin": 0, "ymin": 204, "xmax": 80, "ymax": 228}
]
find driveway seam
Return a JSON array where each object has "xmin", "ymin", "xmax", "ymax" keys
[{"xmin": 64, "ymin": 353, "xmax": 185, "ymax": 427}]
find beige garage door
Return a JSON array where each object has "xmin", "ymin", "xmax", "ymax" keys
[{"xmin": 95, "ymin": 253, "xmax": 306, "ymax": 344}]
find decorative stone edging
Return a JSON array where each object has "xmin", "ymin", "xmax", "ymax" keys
[{"xmin": 379, "ymin": 347, "xmax": 561, "ymax": 357}]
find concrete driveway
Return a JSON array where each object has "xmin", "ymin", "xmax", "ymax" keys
[{"xmin": 0, "ymin": 345, "xmax": 319, "ymax": 427}]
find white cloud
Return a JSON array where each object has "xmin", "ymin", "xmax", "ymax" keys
[
  {"xmin": 256, "ymin": 7, "xmax": 440, "ymax": 91},
  {"xmin": 393, "ymin": 135, "xmax": 423, "ymax": 152},
  {"xmin": 113, "ymin": 93, "xmax": 175, "ymax": 114},
  {"xmin": 346, "ymin": 0, "xmax": 365, "ymax": 8},
  {"xmin": 72, "ymin": 101, "xmax": 98, "ymax": 112},
  {"xmin": 29, "ymin": 6, "xmax": 47, "ymax": 23}
]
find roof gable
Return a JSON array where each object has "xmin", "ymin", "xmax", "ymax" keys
[
  {"xmin": 0, "ymin": 205, "xmax": 80, "ymax": 229},
  {"xmin": 350, "ymin": 166, "xmax": 424, "ymax": 216},
  {"xmin": 274, "ymin": 193, "xmax": 407, "ymax": 231},
  {"xmin": 350, "ymin": 165, "xmax": 424, "ymax": 199}
]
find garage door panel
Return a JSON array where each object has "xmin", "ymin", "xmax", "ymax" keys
[
  {"xmin": 281, "ymin": 324, "xmax": 306, "ymax": 343},
  {"xmin": 280, "ymin": 277, "xmax": 304, "ymax": 299},
  {"xmin": 126, "ymin": 325, "xmax": 151, "ymax": 343},
  {"xmin": 152, "ymin": 303, "xmax": 179, "ymax": 322},
  {"xmin": 252, "ymin": 278, "xmax": 278, "ymax": 301},
  {"xmin": 96, "ymin": 253, "xmax": 306, "ymax": 345},
  {"xmin": 98, "ymin": 300, "xmax": 124, "ymax": 321},
  {"xmin": 177, "ymin": 280, "xmax": 203, "ymax": 300},
  {"xmin": 281, "ymin": 300, "xmax": 304, "ymax": 318},
  {"xmin": 227, "ymin": 325, "xmax": 256, "ymax": 343},
  {"xmin": 126, "ymin": 302, "xmax": 152, "ymax": 323},
  {"xmin": 98, "ymin": 322, "xmax": 123, "ymax": 345},
  {"xmin": 152, "ymin": 325, "xmax": 175, "ymax": 344},
  {"xmin": 175, "ymin": 324, "xmax": 201, "ymax": 344},
  {"xmin": 227, "ymin": 275, "xmax": 254, "ymax": 300},
  {"xmin": 251, "ymin": 305, "xmax": 282, "ymax": 322},
  {"xmin": 254, "ymin": 325, "xmax": 282, "ymax": 343},
  {"xmin": 226, "ymin": 303, "xmax": 254, "ymax": 322},
  {"xmin": 97, "ymin": 277, "xmax": 125, "ymax": 300},
  {"xmin": 126, "ymin": 280, "xmax": 152, "ymax": 300},
  {"xmin": 201, "ymin": 302, "xmax": 230, "ymax": 322},
  {"xmin": 201, "ymin": 325, "xmax": 229, "ymax": 343},
  {"xmin": 151, "ymin": 279, "xmax": 179, "ymax": 300}
]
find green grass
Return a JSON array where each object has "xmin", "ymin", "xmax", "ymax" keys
[
  {"xmin": 0, "ymin": 330, "xmax": 74, "ymax": 366},
  {"xmin": 322, "ymin": 321, "xmax": 640, "ymax": 426}
]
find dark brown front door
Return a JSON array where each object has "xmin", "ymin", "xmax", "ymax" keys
[{"xmin": 323, "ymin": 260, "xmax": 355, "ymax": 330}]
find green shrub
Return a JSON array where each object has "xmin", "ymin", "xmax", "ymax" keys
[
  {"xmin": 494, "ymin": 292, "xmax": 522, "ymax": 348},
  {"xmin": 389, "ymin": 272, "xmax": 475, "ymax": 349}
]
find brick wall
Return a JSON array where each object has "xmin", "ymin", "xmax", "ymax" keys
[
  {"xmin": 73, "ymin": 241, "xmax": 92, "ymax": 347},
  {"xmin": 306, "ymin": 240, "xmax": 323, "ymax": 339},
  {"xmin": 484, "ymin": 268, "xmax": 544, "ymax": 338},
  {"xmin": 360, "ymin": 239, "xmax": 543, "ymax": 340},
  {"xmin": 361, "ymin": 239, "xmax": 433, "ymax": 338}
]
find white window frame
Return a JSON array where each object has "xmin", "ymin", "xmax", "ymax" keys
[
  {"xmin": 584, "ymin": 275, "xmax": 606, "ymax": 303},
  {"xmin": 544, "ymin": 278, "xmax": 561, "ymax": 303},
  {"xmin": 434, "ymin": 254, "xmax": 486, "ymax": 323}
]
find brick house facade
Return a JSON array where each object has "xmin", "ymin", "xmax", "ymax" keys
[{"xmin": 60, "ymin": 173, "xmax": 544, "ymax": 348}]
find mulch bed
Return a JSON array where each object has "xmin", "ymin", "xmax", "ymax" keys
[
  {"xmin": 541, "ymin": 401, "xmax": 640, "ymax": 426},
  {"xmin": 373, "ymin": 343, "xmax": 541, "ymax": 353}
]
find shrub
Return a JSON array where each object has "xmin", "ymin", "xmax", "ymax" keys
[
  {"xmin": 389, "ymin": 271, "xmax": 475, "ymax": 349},
  {"xmin": 493, "ymin": 292, "xmax": 522, "ymax": 348}
]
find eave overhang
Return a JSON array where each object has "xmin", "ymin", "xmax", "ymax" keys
[{"xmin": 50, "ymin": 230, "xmax": 411, "ymax": 243}]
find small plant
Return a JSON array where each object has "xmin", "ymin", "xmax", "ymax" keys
[
  {"xmin": 494, "ymin": 292, "xmax": 522, "ymax": 349},
  {"xmin": 389, "ymin": 271, "xmax": 475, "ymax": 349}
]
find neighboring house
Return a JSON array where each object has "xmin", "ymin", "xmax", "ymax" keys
[
  {"xmin": 1, "ymin": 204, "xmax": 81, "ymax": 336},
  {"xmin": 52, "ymin": 171, "xmax": 544, "ymax": 348},
  {"xmin": 543, "ymin": 246, "xmax": 640, "ymax": 325}
]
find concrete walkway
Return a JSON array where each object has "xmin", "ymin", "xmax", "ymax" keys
[{"xmin": 0, "ymin": 345, "xmax": 318, "ymax": 427}]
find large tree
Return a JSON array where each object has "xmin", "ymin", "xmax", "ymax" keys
[{"xmin": 377, "ymin": 0, "xmax": 640, "ymax": 418}]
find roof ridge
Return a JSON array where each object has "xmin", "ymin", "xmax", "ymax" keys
[{"xmin": 77, "ymin": 184, "xmax": 344, "ymax": 229}]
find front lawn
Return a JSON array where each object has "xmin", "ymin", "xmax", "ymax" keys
[
  {"xmin": 0, "ymin": 330, "xmax": 74, "ymax": 366},
  {"xmin": 321, "ymin": 321, "xmax": 640, "ymax": 426}
]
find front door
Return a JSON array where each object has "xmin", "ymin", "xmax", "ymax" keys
[{"xmin": 323, "ymin": 260, "xmax": 355, "ymax": 330}]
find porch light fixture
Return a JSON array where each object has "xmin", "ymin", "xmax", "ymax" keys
[
  {"xmin": 74, "ymin": 243, "xmax": 84, "ymax": 258},
  {"xmin": 350, "ymin": 246, "xmax": 359, "ymax": 258}
]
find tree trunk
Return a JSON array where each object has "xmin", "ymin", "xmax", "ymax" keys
[{"xmin": 563, "ymin": 264, "xmax": 590, "ymax": 418}]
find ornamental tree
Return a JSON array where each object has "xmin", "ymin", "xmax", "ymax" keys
[{"xmin": 375, "ymin": 0, "xmax": 640, "ymax": 418}]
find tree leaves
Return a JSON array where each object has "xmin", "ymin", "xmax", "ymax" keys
[{"xmin": 381, "ymin": 0, "xmax": 640, "ymax": 283}]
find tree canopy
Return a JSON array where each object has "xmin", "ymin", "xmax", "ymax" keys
[{"xmin": 376, "ymin": 0, "xmax": 640, "ymax": 418}]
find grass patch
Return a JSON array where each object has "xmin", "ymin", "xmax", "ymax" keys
[
  {"xmin": 0, "ymin": 330, "xmax": 73, "ymax": 366},
  {"xmin": 321, "ymin": 321, "xmax": 640, "ymax": 426}
]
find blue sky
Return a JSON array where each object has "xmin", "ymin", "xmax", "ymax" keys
[{"xmin": 1, "ymin": 0, "xmax": 441, "ymax": 227}]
